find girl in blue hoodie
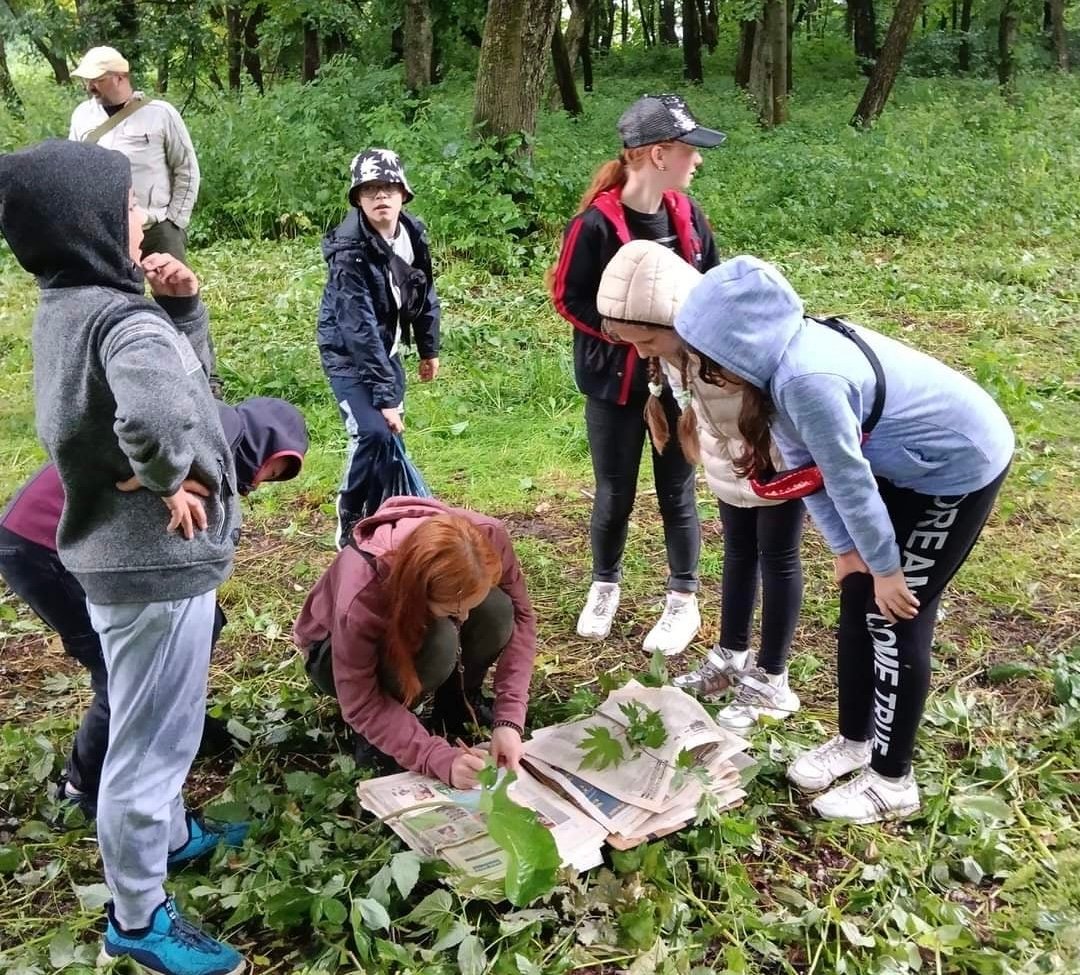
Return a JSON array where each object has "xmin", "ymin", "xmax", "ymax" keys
[{"xmin": 671, "ymin": 256, "xmax": 1013, "ymax": 824}]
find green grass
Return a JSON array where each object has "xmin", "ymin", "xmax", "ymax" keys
[{"xmin": 2, "ymin": 62, "xmax": 1080, "ymax": 975}]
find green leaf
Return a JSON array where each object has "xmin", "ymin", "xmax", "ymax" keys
[
  {"xmin": 431, "ymin": 918, "xmax": 470, "ymax": 952},
  {"xmin": 73, "ymin": 882, "xmax": 112, "ymax": 911},
  {"xmin": 577, "ymin": 725, "xmax": 624, "ymax": 771},
  {"xmin": 986, "ymin": 662, "xmax": 1039, "ymax": 683},
  {"xmin": 458, "ymin": 934, "xmax": 487, "ymax": 975},
  {"xmin": 515, "ymin": 953, "xmax": 543, "ymax": 975},
  {"xmin": 48, "ymin": 925, "xmax": 76, "ymax": 970},
  {"xmin": 483, "ymin": 772, "xmax": 559, "ymax": 907},
  {"xmin": 449, "ymin": 421, "xmax": 469, "ymax": 436},
  {"xmin": 402, "ymin": 888, "xmax": 454, "ymax": 929},
  {"xmin": 390, "ymin": 850, "xmax": 422, "ymax": 899},
  {"xmin": 202, "ymin": 801, "xmax": 247, "ymax": 823},
  {"xmin": 0, "ymin": 847, "xmax": 21, "ymax": 874},
  {"xmin": 320, "ymin": 896, "xmax": 348, "ymax": 928},
  {"xmin": 951, "ymin": 793, "xmax": 1014, "ymax": 825},
  {"xmin": 619, "ymin": 701, "xmax": 668, "ymax": 750},
  {"xmin": 960, "ymin": 856, "xmax": 985, "ymax": 885},
  {"xmin": 352, "ymin": 896, "xmax": 391, "ymax": 931},
  {"xmin": 840, "ymin": 919, "xmax": 875, "ymax": 948}
]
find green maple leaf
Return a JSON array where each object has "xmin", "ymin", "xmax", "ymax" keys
[
  {"xmin": 619, "ymin": 701, "xmax": 668, "ymax": 750},
  {"xmin": 577, "ymin": 725, "xmax": 625, "ymax": 770}
]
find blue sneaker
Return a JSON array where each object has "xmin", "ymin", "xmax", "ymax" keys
[
  {"xmin": 99, "ymin": 897, "xmax": 245, "ymax": 975},
  {"xmin": 166, "ymin": 813, "xmax": 250, "ymax": 871}
]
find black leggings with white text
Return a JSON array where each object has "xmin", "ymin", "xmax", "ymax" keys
[{"xmin": 836, "ymin": 466, "xmax": 1009, "ymax": 777}]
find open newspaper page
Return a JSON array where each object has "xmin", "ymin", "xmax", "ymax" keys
[{"xmin": 355, "ymin": 766, "xmax": 607, "ymax": 879}]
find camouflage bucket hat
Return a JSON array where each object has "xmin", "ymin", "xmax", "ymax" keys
[{"xmin": 348, "ymin": 148, "xmax": 415, "ymax": 205}]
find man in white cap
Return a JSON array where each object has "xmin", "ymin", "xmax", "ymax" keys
[{"xmin": 69, "ymin": 46, "xmax": 200, "ymax": 261}]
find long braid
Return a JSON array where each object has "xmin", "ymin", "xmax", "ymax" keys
[
  {"xmin": 644, "ymin": 356, "xmax": 671, "ymax": 453},
  {"xmin": 676, "ymin": 353, "xmax": 701, "ymax": 464}
]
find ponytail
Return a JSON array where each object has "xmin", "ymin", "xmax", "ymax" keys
[{"xmin": 676, "ymin": 354, "xmax": 701, "ymax": 464}]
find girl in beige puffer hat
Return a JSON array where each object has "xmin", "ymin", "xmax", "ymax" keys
[{"xmin": 596, "ymin": 240, "xmax": 804, "ymax": 732}]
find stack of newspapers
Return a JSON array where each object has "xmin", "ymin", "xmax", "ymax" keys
[{"xmin": 355, "ymin": 681, "xmax": 751, "ymax": 881}]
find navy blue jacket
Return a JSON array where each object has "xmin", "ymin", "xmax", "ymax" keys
[{"xmin": 316, "ymin": 209, "xmax": 441, "ymax": 409}]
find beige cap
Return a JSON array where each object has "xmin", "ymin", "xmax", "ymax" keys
[
  {"xmin": 72, "ymin": 46, "xmax": 130, "ymax": 80},
  {"xmin": 597, "ymin": 239, "xmax": 704, "ymax": 327}
]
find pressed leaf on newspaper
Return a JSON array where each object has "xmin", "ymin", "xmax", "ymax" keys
[
  {"xmin": 577, "ymin": 725, "xmax": 624, "ymax": 771},
  {"xmin": 481, "ymin": 771, "xmax": 559, "ymax": 907}
]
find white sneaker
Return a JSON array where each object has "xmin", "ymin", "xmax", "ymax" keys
[
  {"xmin": 643, "ymin": 592, "xmax": 700, "ymax": 657},
  {"xmin": 576, "ymin": 582, "xmax": 620, "ymax": 640},
  {"xmin": 672, "ymin": 646, "xmax": 750, "ymax": 697},
  {"xmin": 786, "ymin": 735, "xmax": 872, "ymax": 793},
  {"xmin": 716, "ymin": 667, "xmax": 800, "ymax": 732},
  {"xmin": 811, "ymin": 768, "xmax": 921, "ymax": 823}
]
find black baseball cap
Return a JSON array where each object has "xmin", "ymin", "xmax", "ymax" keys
[{"xmin": 618, "ymin": 94, "xmax": 727, "ymax": 149}]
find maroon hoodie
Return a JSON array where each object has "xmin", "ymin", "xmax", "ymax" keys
[{"xmin": 293, "ymin": 496, "xmax": 537, "ymax": 785}]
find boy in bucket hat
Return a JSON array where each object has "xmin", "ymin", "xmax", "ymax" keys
[
  {"xmin": 316, "ymin": 148, "xmax": 441, "ymax": 548},
  {"xmin": 548, "ymin": 94, "xmax": 724, "ymax": 656}
]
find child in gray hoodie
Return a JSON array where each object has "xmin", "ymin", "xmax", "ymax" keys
[{"xmin": 0, "ymin": 139, "xmax": 245, "ymax": 975}]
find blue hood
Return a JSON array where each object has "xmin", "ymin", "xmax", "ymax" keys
[{"xmin": 674, "ymin": 256, "xmax": 805, "ymax": 390}]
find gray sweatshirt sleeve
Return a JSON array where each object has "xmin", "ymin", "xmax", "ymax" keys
[
  {"xmin": 156, "ymin": 295, "xmax": 214, "ymax": 379},
  {"xmin": 774, "ymin": 373, "xmax": 901, "ymax": 575},
  {"xmin": 100, "ymin": 317, "xmax": 199, "ymax": 496}
]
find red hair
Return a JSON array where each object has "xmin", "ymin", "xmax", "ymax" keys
[
  {"xmin": 544, "ymin": 142, "xmax": 677, "ymax": 294},
  {"xmin": 383, "ymin": 514, "xmax": 503, "ymax": 705}
]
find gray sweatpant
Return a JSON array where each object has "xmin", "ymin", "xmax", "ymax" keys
[{"xmin": 88, "ymin": 592, "xmax": 216, "ymax": 930}]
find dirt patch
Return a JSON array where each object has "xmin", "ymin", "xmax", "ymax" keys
[{"xmin": 502, "ymin": 506, "xmax": 590, "ymax": 547}]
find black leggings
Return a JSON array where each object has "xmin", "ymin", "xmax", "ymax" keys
[
  {"xmin": 717, "ymin": 499, "xmax": 804, "ymax": 674},
  {"xmin": 837, "ymin": 467, "xmax": 1009, "ymax": 777},
  {"xmin": 585, "ymin": 393, "xmax": 700, "ymax": 593}
]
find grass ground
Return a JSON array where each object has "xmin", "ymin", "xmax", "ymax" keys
[{"xmin": 1, "ymin": 66, "xmax": 1080, "ymax": 975}]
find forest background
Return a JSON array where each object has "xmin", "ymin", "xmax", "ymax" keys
[{"xmin": 1, "ymin": 1, "xmax": 1079, "ymax": 973}]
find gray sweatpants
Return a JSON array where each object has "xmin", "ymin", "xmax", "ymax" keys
[{"xmin": 88, "ymin": 592, "xmax": 217, "ymax": 930}]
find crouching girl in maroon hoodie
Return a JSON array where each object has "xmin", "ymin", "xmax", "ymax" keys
[{"xmin": 293, "ymin": 496, "xmax": 537, "ymax": 789}]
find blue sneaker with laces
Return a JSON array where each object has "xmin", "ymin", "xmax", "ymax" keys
[
  {"xmin": 166, "ymin": 812, "xmax": 250, "ymax": 871},
  {"xmin": 99, "ymin": 897, "xmax": 245, "ymax": 975}
]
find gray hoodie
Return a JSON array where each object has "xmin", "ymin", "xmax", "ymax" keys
[
  {"xmin": 0, "ymin": 139, "xmax": 238, "ymax": 603},
  {"xmin": 675, "ymin": 256, "xmax": 1014, "ymax": 575}
]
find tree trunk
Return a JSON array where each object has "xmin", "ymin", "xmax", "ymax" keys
[
  {"xmin": 951, "ymin": 0, "xmax": 957, "ymax": 29},
  {"xmin": 735, "ymin": 19, "xmax": 756, "ymax": 88},
  {"xmin": 997, "ymin": 0, "xmax": 1018, "ymax": 87},
  {"xmin": 637, "ymin": 0, "xmax": 655, "ymax": 45},
  {"xmin": 156, "ymin": 54, "xmax": 169, "ymax": 93},
  {"xmin": 851, "ymin": 0, "xmax": 922, "ymax": 127},
  {"xmin": 0, "ymin": 36, "xmax": 24, "ymax": 118},
  {"xmin": 565, "ymin": 0, "xmax": 591, "ymax": 69},
  {"xmin": 226, "ymin": 4, "xmax": 243, "ymax": 90},
  {"xmin": 786, "ymin": 0, "xmax": 794, "ymax": 92},
  {"xmin": 473, "ymin": 0, "xmax": 561, "ymax": 141},
  {"xmin": 659, "ymin": 0, "xmax": 678, "ymax": 43},
  {"xmin": 303, "ymin": 23, "xmax": 320, "ymax": 82},
  {"xmin": 750, "ymin": 0, "xmax": 788, "ymax": 125},
  {"xmin": 602, "ymin": 0, "xmax": 617, "ymax": 49},
  {"xmin": 682, "ymin": 0, "xmax": 704, "ymax": 81},
  {"xmin": 1048, "ymin": 0, "xmax": 1069, "ymax": 71},
  {"xmin": 582, "ymin": 14, "xmax": 594, "ymax": 88},
  {"xmin": 551, "ymin": 20, "xmax": 583, "ymax": 114},
  {"xmin": 621, "ymin": 0, "xmax": 629, "ymax": 44},
  {"xmin": 404, "ymin": 0, "xmax": 434, "ymax": 93},
  {"xmin": 33, "ymin": 38, "xmax": 71, "ymax": 84},
  {"xmin": 325, "ymin": 32, "xmax": 348, "ymax": 60},
  {"xmin": 958, "ymin": 0, "xmax": 973, "ymax": 69},
  {"xmin": 243, "ymin": 5, "xmax": 266, "ymax": 93},
  {"xmin": 851, "ymin": 0, "xmax": 877, "ymax": 73},
  {"xmin": 704, "ymin": 0, "xmax": 720, "ymax": 51}
]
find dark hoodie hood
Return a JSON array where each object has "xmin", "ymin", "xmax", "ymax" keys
[
  {"xmin": 0, "ymin": 139, "xmax": 145, "ymax": 293},
  {"xmin": 216, "ymin": 398, "xmax": 310, "ymax": 496}
]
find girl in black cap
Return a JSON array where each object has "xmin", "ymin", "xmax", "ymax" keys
[{"xmin": 549, "ymin": 94, "xmax": 724, "ymax": 657}]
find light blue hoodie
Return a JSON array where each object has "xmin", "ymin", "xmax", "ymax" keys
[{"xmin": 675, "ymin": 257, "xmax": 1014, "ymax": 575}]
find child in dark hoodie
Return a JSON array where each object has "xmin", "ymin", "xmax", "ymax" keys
[
  {"xmin": 0, "ymin": 397, "xmax": 309, "ymax": 821},
  {"xmin": 316, "ymin": 148, "xmax": 441, "ymax": 549},
  {"xmin": 0, "ymin": 139, "xmax": 246, "ymax": 975}
]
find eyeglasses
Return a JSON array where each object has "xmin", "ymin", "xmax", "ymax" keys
[{"xmin": 358, "ymin": 183, "xmax": 402, "ymax": 199}]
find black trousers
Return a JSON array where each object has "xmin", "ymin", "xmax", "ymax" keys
[
  {"xmin": 0, "ymin": 527, "xmax": 225, "ymax": 796},
  {"xmin": 329, "ymin": 362, "xmax": 406, "ymax": 549},
  {"xmin": 717, "ymin": 499, "xmax": 805, "ymax": 674},
  {"xmin": 836, "ymin": 467, "xmax": 1009, "ymax": 777},
  {"xmin": 585, "ymin": 393, "xmax": 700, "ymax": 593}
]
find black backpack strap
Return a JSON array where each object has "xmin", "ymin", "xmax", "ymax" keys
[{"xmin": 811, "ymin": 316, "xmax": 887, "ymax": 435}]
